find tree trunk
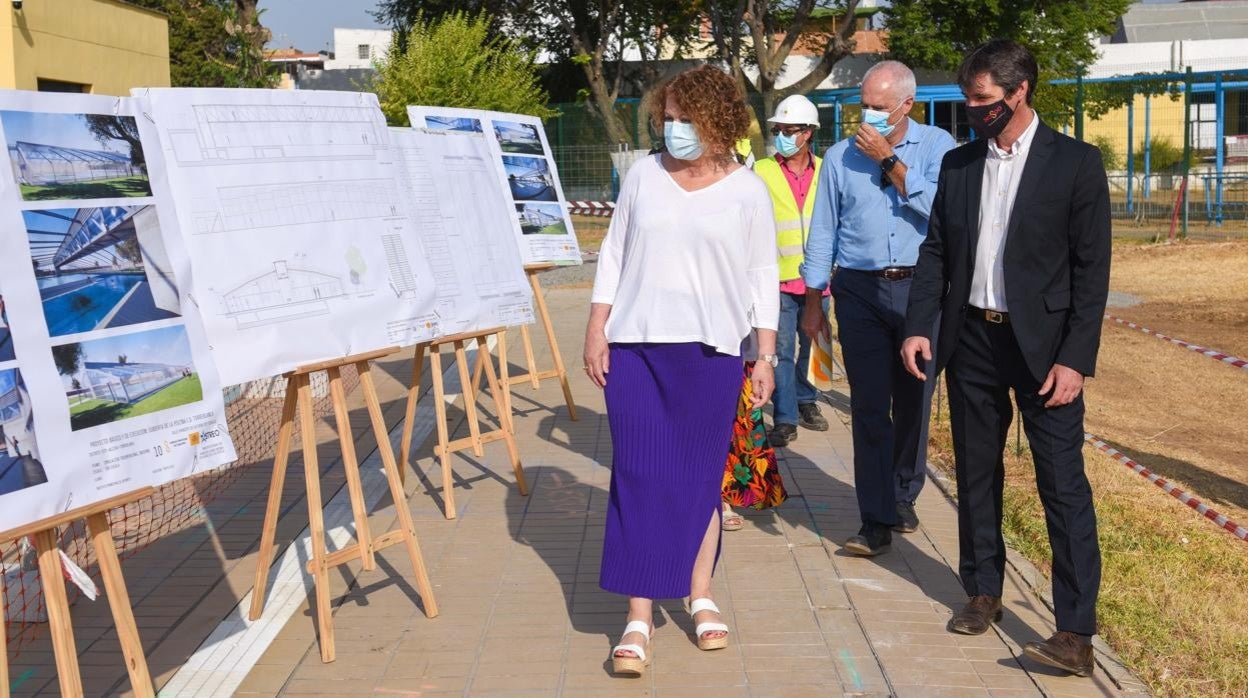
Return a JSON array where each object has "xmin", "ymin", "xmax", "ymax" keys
[{"xmin": 581, "ymin": 64, "xmax": 633, "ymax": 147}]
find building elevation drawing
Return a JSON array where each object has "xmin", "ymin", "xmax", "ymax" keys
[{"xmin": 140, "ymin": 88, "xmax": 439, "ymax": 384}]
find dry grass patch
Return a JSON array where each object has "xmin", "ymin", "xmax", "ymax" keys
[
  {"xmin": 571, "ymin": 214, "xmax": 610, "ymax": 253},
  {"xmin": 926, "ymin": 416, "xmax": 1248, "ymax": 696}
]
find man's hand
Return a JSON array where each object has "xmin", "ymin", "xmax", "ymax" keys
[
  {"xmin": 750, "ymin": 362, "xmax": 775, "ymax": 408},
  {"xmin": 1039, "ymin": 364, "xmax": 1084, "ymax": 408},
  {"xmin": 800, "ymin": 298, "xmax": 830, "ymax": 341},
  {"xmin": 900, "ymin": 336, "xmax": 931, "ymax": 381},
  {"xmin": 855, "ymin": 123, "xmax": 894, "ymax": 164}
]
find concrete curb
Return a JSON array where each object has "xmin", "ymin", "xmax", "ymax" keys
[{"xmin": 924, "ymin": 466, "xmax": 1151, "ymax": 695}]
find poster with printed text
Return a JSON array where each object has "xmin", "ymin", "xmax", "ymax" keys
[
  {"xmin": 138, "ymin": 89, "xmax": 442, "ymax": 385},
  {"xmin": 0, "ymin": 91, "xmax": 236, "ymax": 534},
  {"xmin": 409, "ymin": 107, "xmax": 583, "ymax": 266}
]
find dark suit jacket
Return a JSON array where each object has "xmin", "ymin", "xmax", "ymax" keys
[{"xmin": 904, "ymin": 120, "xmax": 1112, "ymax": 383}]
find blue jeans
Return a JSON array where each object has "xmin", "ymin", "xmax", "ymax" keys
[{"xmin": 772, "ymin": 292, "xmax": 830, "ymax": 426}]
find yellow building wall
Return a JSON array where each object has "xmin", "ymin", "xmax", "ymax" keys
[
  {"xmin": 0, "ymin": 0, "xmax": 169, "ymax": 95},
  {"xmin": 1083, "ymin": 92, "xmax": 1188, "ymax": 164}
]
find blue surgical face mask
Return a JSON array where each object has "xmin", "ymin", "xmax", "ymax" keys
[
  {"xmin": 862, "ymin": 101, "xmax": 903, "ymax": 137},
  {"xmin": 664, "ymin": 121, "xmax": 704, "ymax": 160},
  {"xmin": 773, "ymin": 131, "xmax": 802, "ymax": 157}
]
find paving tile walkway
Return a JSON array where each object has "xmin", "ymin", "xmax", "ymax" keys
[{"xmin": 229, "ymin": 287, "xmax": 1143, "ymax": 696}]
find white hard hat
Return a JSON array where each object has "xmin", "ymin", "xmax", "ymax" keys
[{"xmin": 768, "ymin": 95, "xmax": 819, "ymax": 127}]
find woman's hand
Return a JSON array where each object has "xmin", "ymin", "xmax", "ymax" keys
[
  {"xmin": 583, "ymin": 327, "xmax": 610, "ymax": 388},
  {"xmin": 750, "ymin": 362, "xmax": 775, "ymax": 408}
]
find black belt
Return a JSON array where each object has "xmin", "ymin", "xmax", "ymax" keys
[
  {"xmin": 867, "ymin": 266, "xmax": 914, "ymax": 280},
  {"xmin": 967, "ymin": 306, "xmax": 1010, "ymax": 324}
]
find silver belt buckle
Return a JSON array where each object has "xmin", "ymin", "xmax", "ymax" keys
[{"xmin": 985, "ymin": 310, "xmax": 1005, "ymax": 324}]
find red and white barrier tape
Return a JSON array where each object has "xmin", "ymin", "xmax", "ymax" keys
[
  {"xmin": 1104, "ymin": 314, "xmax": 1248, "ymax": 371},
  {"xmin": 1085, "ymin": 433, "xmax": 1248, "ymax": 542},
  {"xmin": 565, "ymin": 200, "xmax": 616, "ymax": 217}
]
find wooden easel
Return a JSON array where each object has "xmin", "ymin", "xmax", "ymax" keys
[
  {"xmin": 248, "ymin": 348, "xmax": 437, "ymax": 663},
  {"xmin": 398, "ymin": 328, "xmax": 527, "ymax": 520},
  {"xmin": 1, "ymin": 488, "xmax": 158, "ymax": 698},
  {"xmin": 508, "ymin": 264, "xmax": 579, "ymax": 421}
]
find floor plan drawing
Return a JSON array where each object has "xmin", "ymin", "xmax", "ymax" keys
[
  {"xmin": 219, "ymin": 260, "xmax": 344, "ymax": 329},
  {"xmin": 390, "ymin": 128, "xmax": 531, "ymax": 336},
  {"xmin": 166, "ymin": 102, "xmax": 387, "ymax": 165},
  {"xmin": 381, "ymin": 234, "xmax": 421, "ymax": 300}
]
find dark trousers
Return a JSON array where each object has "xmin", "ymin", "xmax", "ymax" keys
[
  {"xmin": 831, "ymin": 269, "xmax": 935, "ymax": 526},
  {"xmin": 945, "ymin": 316, "xmax": 1101, "ymax": 635}
]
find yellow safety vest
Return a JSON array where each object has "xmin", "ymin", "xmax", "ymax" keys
[{"xmin": 753, "ymin": 154, "xmax": 822, "ymax": 282}]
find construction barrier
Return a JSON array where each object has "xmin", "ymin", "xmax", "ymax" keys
[
  {"xmin": 1086, "ymin": 433, "xmax": 1248, "ymax": 543},
  {"xmin": 1105, "ymin": 314, "xmax": 1248, "ymax": 372}
]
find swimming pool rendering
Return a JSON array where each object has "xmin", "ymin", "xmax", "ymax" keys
[
  {"xmin": 25, "ymin": 206, "xmax": 182, "ymax": 338},
  {"xmin": 38, "ymin": 272, "xmax": 176, "ymax": 336}
]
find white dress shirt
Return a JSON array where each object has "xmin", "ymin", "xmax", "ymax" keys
[
  {"xmin": 970, "ymin": 111, "xmax": 1039, "ymax": 312},
  {"xmin": 590, "ymin": 154, "xmax": 780, "ymax": 356}
]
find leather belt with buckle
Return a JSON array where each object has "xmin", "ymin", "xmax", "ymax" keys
[
  {"xmin": 871, "ymin": 267, "xmax": 914, "ymax": 280},
  {"xmin": 968, "ymin": 306, "xmax": 1009, "ymax": 324}
]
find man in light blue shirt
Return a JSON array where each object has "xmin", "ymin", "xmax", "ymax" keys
[{"xmin": 799, "ymin": 60, "xmax": 956, "ymax": 556}]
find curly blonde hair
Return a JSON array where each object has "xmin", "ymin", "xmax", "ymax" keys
[{"xmin": 649, "ymin": 65, "xmax": 751, "ymax": 158}]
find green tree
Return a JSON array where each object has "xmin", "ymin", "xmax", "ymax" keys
[
  {"xmin": 883, "ymin": 0, "xmax": 1134, "ymax": 125},
  {"xmin": 52, "ymin": 343, "xmax": 84, "ymax": 377},
  {"xmin": 374, "ymin": 1, "xmax": 704, "ymax": 145},
  {"xmin": 114, "ymin": 237, "xmax": 145, "ymax": 266},
  {"xmin": 83, "ymin": 115, "xmax": 145, "ymax": 168},
  {"xmin": 372, "ymin": 0, "xmax": 512, "ymax": 51},
  {"xmin": 372, "ymin": 12, "xmax": 555, "ymax": 126},
  {"xmin": 130, "ymin": 0, "xmax": 274, "ymax": 87},
  {"xmin": 704, "ymin": 0, "xmax": 863, "ymax": 127}
]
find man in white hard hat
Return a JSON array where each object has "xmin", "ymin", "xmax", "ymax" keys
[
  {"xmin": 799, "ymin": 61, "xmax": 956, "ymax": 556},
  {"xmin": 752, "ymin": 94, "xmax": 829, "ymax": 448}
]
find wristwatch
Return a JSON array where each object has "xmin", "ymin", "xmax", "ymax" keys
[
  {"xmin": 759, "ymin": 354, "xmax": 779, "ymax": 368},
  {"xmin": 880, "ymin": 154, "xmax": 900, "ymax": 173}
]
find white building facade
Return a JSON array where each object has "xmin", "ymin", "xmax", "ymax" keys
[{"xmin": 324, "ymin": 28, "xmax": 394, "ymax": 70}]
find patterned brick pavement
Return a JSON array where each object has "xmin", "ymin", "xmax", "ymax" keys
[{"xmin": 222, "ymin": 287, "xmax": 1144, "ymax": 697}]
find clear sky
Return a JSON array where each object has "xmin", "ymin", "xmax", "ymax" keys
[
  {"xmin": 0, "ymin": 112, "xmax": 128, "ymax": 153},
  {"xmin": 0, "ymin": 368, "xmax": 15, "ymax": 395},
  {"xmin": 260, "ymin": 0, "xmax": 388, "ymax": 54},
  {"xmin": 76, "ymin": 324, "xmax": 194, "ymax": 367}
]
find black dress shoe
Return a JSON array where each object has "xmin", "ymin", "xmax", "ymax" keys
[
  {"xmin": 769, "ymin": 422, "xmax": 797, "ymax": 447},
  {"xmin": 948, "ymin": 595, "xmax": 1003, "ymax": 635},
  {"xmin": 893, "ymin": 501, "xmax": 919, "ymax": 533},
  {"xmin": 843, "ymin": 524, "xmax": 891, "ymax": 556},
  {"xmin": 1024, "ymin": 631, "xmax": 1095, "ymax": 677},
  {"xmin": 797, "ymin": 402, "xmax": 829, "ymax": 431}
]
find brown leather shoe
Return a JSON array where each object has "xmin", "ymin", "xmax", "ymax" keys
[
  {"xmin": 948, "ymin": 595, "xmax": 1003, "ymax": 635},
  {"xmin": 1024, "ymin": 631, "xmax": 1095, "ymax": 677}
]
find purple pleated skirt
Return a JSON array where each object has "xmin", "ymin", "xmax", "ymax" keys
[{"xmin": 599, "ymin": 342, "xmax": 743, "ymax": 599}]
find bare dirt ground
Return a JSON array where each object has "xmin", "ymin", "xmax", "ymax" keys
[
  {"xmin": 1106, "ymin": 239, "xmax": 1248, "ymax": 357},
  {"xmin": 1089, "ymin": 238, "xmax": 1248, "ymax": 521}
]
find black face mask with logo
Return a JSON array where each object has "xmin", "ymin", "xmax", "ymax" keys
[{"xmin": 965, "ymin": 98, "xmax": 1014, "ymax": 139}]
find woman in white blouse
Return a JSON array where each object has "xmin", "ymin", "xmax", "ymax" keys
[{"xmin": 584, "ymin": 65, "xmax": 781, "ymax": 676}]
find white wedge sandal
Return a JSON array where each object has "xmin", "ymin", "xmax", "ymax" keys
[
  {"xmin": 690, "ymin": 597, "xmax": 730, "ymax": 651},
  {"xmin": 611, "ymin": 620, "xmax": 652, "ymax": 676}
]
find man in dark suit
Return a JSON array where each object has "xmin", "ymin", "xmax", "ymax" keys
[{"xmin": 900, "ymin": 39, "xmax": 1111, "ymax": 677}]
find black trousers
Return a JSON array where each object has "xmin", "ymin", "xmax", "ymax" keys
[
  {"xmin": 832, "ymin": 269, "xmax": 936, "ymax": 526},
  {"xmin": 945, "ymin": 316, "xmax": 1101, "ymax": 635}
]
